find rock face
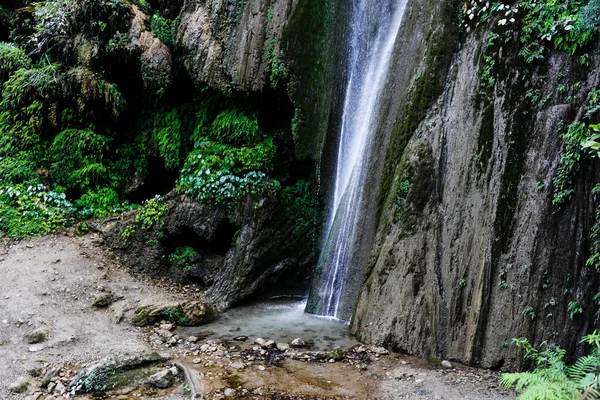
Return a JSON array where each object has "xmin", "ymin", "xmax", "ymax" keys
[
  {"xmin": 103, "ymin": 194, "xmax": 316, "ymax": 308},
  {"xmin": 177, "ymin": 0, "xmax": 293, "ymax": 91},
  {"xmin": 345, "ymin": 0, "xmax": 600, "ymax": 370}
]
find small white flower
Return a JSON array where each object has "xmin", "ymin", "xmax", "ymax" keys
[
  {"xmin": 469, "ymin": 13, "xmax": 475, "ymax": 19},
  {"xmin": 509, "ymin": 18, "xmax": 515, "ymax": 23},
  {"xmin": 498, "ymin": 18, "xmax": 507, "ymax": 25}
]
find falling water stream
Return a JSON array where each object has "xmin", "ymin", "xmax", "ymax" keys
[{"xmin": 307, "ymin": 0, "xmax": 408, "ymax": 321}]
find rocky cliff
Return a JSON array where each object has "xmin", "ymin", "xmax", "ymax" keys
[{"xmin": 349, "ymin": 0, "xmax": 600, "ymax": 370}]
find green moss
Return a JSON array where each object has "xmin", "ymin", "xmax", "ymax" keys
[{"xmin": 376, "ymin": 7, "xmax": 458, "ymax": 220}]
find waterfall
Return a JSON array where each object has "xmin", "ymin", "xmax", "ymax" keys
[{"xmin": 306, "ymin": 0, "xmax": 408, "ymax": 321}]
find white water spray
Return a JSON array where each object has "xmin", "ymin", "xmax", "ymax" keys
[{"xmin": 308, "ymin": 0, "xmax": 408, "ymax": 320}]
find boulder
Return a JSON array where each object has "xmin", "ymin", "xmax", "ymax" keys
[
  {"xmin": 131, "ymin": 301, "xmax": 215, "ymax": 327},
  {"xmin": 148, "ymin": 369, "xmax": 174, "ymax": 389}
]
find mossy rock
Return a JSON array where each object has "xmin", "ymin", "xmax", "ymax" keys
[
  {"xmin": 92, "ymin": 292, "xmax": 116, "ymax": 308},
  {"xmin": 131, "ymin": 301, "xmax": 216, "ymax": 327},
  {"xmin": 328, "ymin": 347, "xmax": 344, "ymax": 361},
  {"xmin": 25, "ymin": 328, "xmax": 49, "ymax": 344}
]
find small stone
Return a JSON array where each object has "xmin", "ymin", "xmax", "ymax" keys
[
  {"xmin": 262, "ymin": 340, "xmax": 275, "ymax": 349},
  {"xmin": 371, "ymin": 346, "xmax": 390, "ymax": 355},
  {"xmin": 148, "ymin": 369, "xmax": 174, "ymax": 389},
  {"xmin": 254, "ymin": 338, "xmax": 266, "ymax": 346},
  {"xmin": 230, "ymin": 362, "xmax": 245, "ymax": 370},
  {"xmin": 233, "ymin": 336, "xmax": 248, "ymax": 341},
  {"xmin": 290, "ymin": 338, "xmax": 306, "ymax": 348},
  {"xmin": 91, "ymin": 292, "xmax": 115, "ymax": 308},
  {"xmin": 25, "ymin": 328, "xmax": 49, "ymax": 344},
  {"xmin": 55, "ymin": 382, "xmax": 66, "ymax": 394},
  {"xmin": 187, "ymin": 336, "xmax": 199, "ymax": 343},
  {"xmin": 41, "ymin": 367, "xmax": 60, "ymax": 387},
  {"xmin": 8, "ymin": 376, "xmax": 29, "ymax": 393},
  {"xmin": 156, "ymin": 329, "xmax": 174, "ymax": 339},
  {"xmin": 169, "ymin": 366, "xmax": 179, "ymax": 375},
  {"xmin": 193, "ymin": 358, "xmax": 202, "ymax": 364},
  {"xmin": 257, "ymin": 365, "xmax": 265, "ymax": 371},
  {"xmin": 224, "ymin": 388, "xmax": 236, "ymax": 397},
  {"xmin": 276, "ymin": 343, "xmax": 290, "ymax": 351},
  {"xmin": 47, "ymin": 382, "xmax": 56, "ymax": 393},
  {"xmin": 441, "ymin": 360, "xmax": 452, "ymax": 369},
  {"xmin": 159, "ymin": 323, "xmax": 175, "ymax": 331},
  {"xmin": 28, "ymin": 344, "xmax": 46, "ymax": 352}
]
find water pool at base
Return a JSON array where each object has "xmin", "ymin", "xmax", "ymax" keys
[{"xmin": 191, "ymin": 298, "xmax": 359, "ymax": 350}]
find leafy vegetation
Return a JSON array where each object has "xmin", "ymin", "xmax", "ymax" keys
[
  {"xmin": 169, "ymin": 246, "xmax": 198, "ymax": 272},
  {"xmin": 500, "ymin": 333, "xmax": 600, "ymax": 399},
  {"xmin": 135, "ymin": 196, "xmax": 168, "ymax": 230}
]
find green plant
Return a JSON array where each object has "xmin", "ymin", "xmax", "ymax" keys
[
  {"xmin": 568, "ymin": 301, "xmax": 583, "ymax": 320},
  {"xmin": 500, "ymin": 332, "xmax": 600, "ymax": 399},
  {"xmin": 523, "ymin": 306, "xmax": 536, "ymax": 320},
  {"xmin": 121, "ymin": 225, "xmax": 135, "ymax": 248},
  {"xmin": 169, "ymin": 246, "xmax": 199, "ymax": 272},
  {"xmin": 150, "ymin": 14, "xmax": 179, "ymax": 48},
  {"xmin": 499, "ymin": 280, "xmax": 509, "ymax": 289},
  {"xmin": 393, "ymin": 177, "xmax": 411, "ymax": 223},
  {"xmin": 161, "ymin": 306, "xmax": 189, "ymax": 325},
  {"xmin": 593, "ymin": 293, "xmax": 600, "ymax": 306},
  {"xmin": 553, "ymin": 122, "xmax": 591, "ymax": 206},
  {"xmin": 74, "ymin": 188, "xmax": 133, "ymax": 219},
  {"xmin": 459, "ymin": 279, "xmax": 467, "ymax": 288},
  {"xmin": 0, "ymin": 184, "xmax": 74, "ymax": 239},
  {"xmin": 135, "ymin": 196, "xmax": 168, "ymax": 230},
  {"xmin": 76, "ymin": 221, "xmax": 89, "ymax": 235},
  {"xmin": 265, "ymin": 39, "xmax": 287, "ymax": 88}
]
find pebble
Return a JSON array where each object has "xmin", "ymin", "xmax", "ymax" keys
[
  {"xmin": 192, "ymin": 358, "xmax": 202, "ymax": 364},
  {"xmin": 224, "ymin": 388, "xmax": 236, "ymax": 396},
  {"xmin": 441, "ymin": 360, "xmax": 453, "ymax": 369},
  {"xmin": 187, "ymin": 336, "xmax": 199, "ymax": 343},
  {"xmin": 257, "ymin": 365, "xmax": 266, "ymax": 371},
  {"xmin": 276, "ymin": 343, "xmax": 290, "ymax": 351},
  {"xmin": 159, "ymin": 323, "xmax": 175, "ymax": 331},
  {"xmin": 291, "ymin": 338, "xmax": 306, "ymax": 348},
  {"xmin": 230, "ymin": 362, "xmax": 245, "ymax": 370}
]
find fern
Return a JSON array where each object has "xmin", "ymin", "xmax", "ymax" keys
[{"xmin": 501, "ymin": 333, "xmax": 600, "ymax": 399}]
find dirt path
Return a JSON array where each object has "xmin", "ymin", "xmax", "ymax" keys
[{"xmin": 0, "ymin": 233, "xmax": 515, "ymax": 399}]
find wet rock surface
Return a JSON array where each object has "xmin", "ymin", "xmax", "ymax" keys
[{"xmin": 102, "ymin": 195, "xmax": 316, "ymax": 309}]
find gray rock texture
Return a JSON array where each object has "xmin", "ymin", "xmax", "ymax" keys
[{"xmin": 348, "ymin": 0, "xmax": 600, "ymax": 370}]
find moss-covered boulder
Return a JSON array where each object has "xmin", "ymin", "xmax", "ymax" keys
[{"xmin": 131, "ymin": 300, "xmax": 216, "ymax": 327}]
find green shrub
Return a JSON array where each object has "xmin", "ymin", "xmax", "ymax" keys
[
  {"xmin": 74, "ymin": 187, "xmax": 132, "ymax": 219},
  {"xmin": 208, "ymin": 109, "xmax": 265, "ymax": 145},
  {"xmin": 150, "ymin": 14, "xmax": 179, "ymax": 48},
  {"xmin": 30, "ymin": 0, "xmax": 130, "ymax": 55},
  {"xmin": 176, "ymin": 140, "xmax": 277, "ymax": 207},
  {"xmin": 135, "ymin": 195, "xmax": 168, "ymax": 230},
  {"xmin": 169, "ymin": 246, "xmax": 198, "ymax": 272},
  {"xmin": 0, "ymin": 154, "xmax": 42, "ymax": 186},
  {"xmin": 0, "ymin": 43, "xmax": 27, "ymax": 83},
  {"xmin": 121, "ymin": 224, "xmax": 135, "ymax": 247},
  {"xmin": 500, "ymin": 333, "xmax": 600, "ymax": 399},
  {"xmin": 0, "ymin": 184, "xmax": 74, "ymax": 239},
  {"xmin": 48, "ymin": 128, "xmax": 112, "ymax": 192}
]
